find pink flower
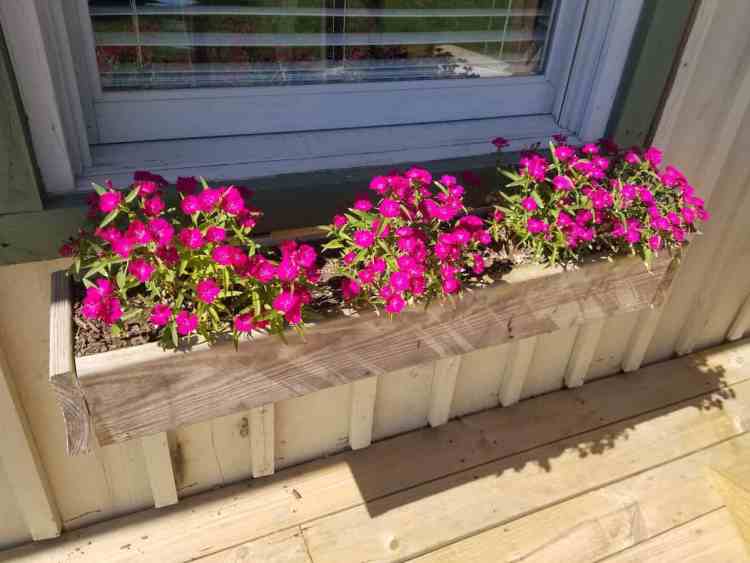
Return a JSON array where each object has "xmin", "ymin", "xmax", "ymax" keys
[
  {"xmin": 442, "ymin": 277, "xmax": 460, "ymax": 294},
  {"xmin": 112, "ymin": 237, "xmax": 135, "ymax": 258},
  {"xmin": 552, "ymin": 175, "xmax": 573, "ymax": 191},
  {"xmin": 527, "ymin": 218, "xmax": 548, "ymax": 234},
  {"xmin": 521, "ymin": 196, "xmax": 538, "ymax": 211},
  {"xmin": 234, "ymin": 314, "xmax": 267, "ymax": 333},
  {"xmin": 576, "ymin": 210, "xmax": 593, "ymax": 226},
  {"xmin": 638, "ymin": 187, "xmax": 655, "ymax": 205},
  {"xmin": 554, "ymin": 145, "xmax": 575, "ymax": 162},
  {"xmin": 389, "ymin": 271, "xmax": 411, "ymax": 292},
  {"xmin": 353, "ymin": 230, "xmax": 375, "ymax": 248},
  {"xmin": 343, "ymin": 251, "xmax": 357, "ymax": 265},
  {"xmin": 205, "ymin": 226, "xmax": 226, "ymax": 243},
  {"xmin": 405, "ymin": 167, "xmax": 433, "ymax": 185},
  {"xmin": 624, "ymin": 150, "xmax": 641, "ymax": 165},
  {"xmin": 493, "ymin": 210, "xmax": 505, "ymax": 222},
  {"xmin": 272, "ymin": 289, "xmax": 304, "ymax": 324},
  {"xmin": 212, "ymin": 245, "xmax": 236, "ymax": 266},
  {"xmin": 179, "ymin": 228, "xmax": 205, "ymax": 250},
  {"xmin": 126, "ymin": 220, "xmax": 152, "ymax": 245},
  {"xmin": 156, "ymin": 245, "xmax": 179, "ymax": 266},
  {"xmin": 581, "ymin": 143, "xmax": 600, "ymax": 155},
  {"xmin": 150, "ymin": 304, "xmax": 172, "ymax": 327},
  {"xmin": 649, "ymin": 234, "xmax": 662, "ymax": 250},
  {"xmin": 175, "ymin": 310, "xmax": 199, "ymax": 335},
  {"xmin": 491, "ymin": 137, "xmax": 509, "ymax": 149},
  {"xmin": 369, "ymin": 176, "xmax": 389, "ymax": 194},
  {"xmin": 199, "ymin": 188, "xmax": 221, "ymax": 212},
  {"xmin": 221, "ymin": 188, "xmax": 246, "ymax": 216},
  {"xmin": 354, "ymin": 199, "xmax": 373, "ymax": 212},
  {"xmin": 136, "ymin": 181, "xmax": 160, "ymax": 199},
  {"xmin": 99, "ymin": 191, "xmax": 122, "ymax": 213},
  {"xmin": 294, "ymin": 244, "xmax": 317, "ymax": 268},
  {"xmin": 129, "ymin": 258, "xmax": 155, "ymax": 283},
  {"xmin": 134, "ymin": 171, "xmax": 167, "ymax": 186},
  {"xmin": 59, "ymin": 243, "xmax": 75, "ymax": 257},
  {"xmin": 181, "ymin": 195, "xmax": 201, "ymax": 215},
  {"xmin": 143, "ymin": 196, "xmax": 165, "ymax": 216},
  {"xmin": 148, "ymin": 218, "xmax": 174, "ymax": 247},
  {"xmin": 277, "ymin": 258, "xmax": 301, "ymax": 282},
  {"xmin": 176, "ymin": 176, "xmax": 199, "ymax": 195},
  {"xmin": 100, "ymin": 297, "xmax": 122, "ymax": 325},
  {"xmin": 341, "ymin": 278, "xmax": 361, "ymax": 300},
  {"xmin": 644, "ymin": 147, "xmax": 663, "ymax": 168},
  {"xmin": 378, "ymin": 199, "xmax": 401, "ymax": 218},
  {"xmin": 332, "ymin": 214, "xmax": 347, "ymax": 228},
  {"xmin": 682, "ymin": 206, "xmax": 697, "ymax": 224},
  {"xmin": 196, "ymin": 278, "xmax": 220, "ymax": 303},
  {"xmin": 472, "ymin": 253, "xmax": 485, "ymax": 275},
  {"xmin": 385, "ymin": 294, "xmax": 406, "ymax": 314}
]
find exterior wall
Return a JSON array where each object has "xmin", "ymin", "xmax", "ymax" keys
[{"xmin": 5, "ymin": 0, "xmax": 748, "ymax": 551}]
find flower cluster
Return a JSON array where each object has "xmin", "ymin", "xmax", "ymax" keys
[
  {"xmin": 324, "ymin": 168, "xmax": 490, "ymax": 314},
  {"xmin": 64, "ymin": 173, "xmax": 318, "ymax": 347},
  {"xmin": 489, "ymin": 138, "xmax": 709, "ymax": 265}
]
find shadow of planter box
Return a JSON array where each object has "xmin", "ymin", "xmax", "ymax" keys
[{"xmin": 49, "ymin": 252, "xmax": 679, "ymax": 455}]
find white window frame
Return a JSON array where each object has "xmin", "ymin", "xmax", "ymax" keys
[{"xmin": 0, "ymin": 0, "xmax": 643, "ymax": 195}]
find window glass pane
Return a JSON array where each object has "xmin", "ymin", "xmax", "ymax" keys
[{"xmin": 89, "ymin": 0, "xmax": 556, "ymax": 90}]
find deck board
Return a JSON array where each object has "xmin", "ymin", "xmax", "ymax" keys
[{"xmin": 3, "ymin": 340, "xmax": 749, "ymax": 563}]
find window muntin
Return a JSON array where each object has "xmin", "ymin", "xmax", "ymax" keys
[{"xmin": 89, "ymin": 0, "xmax": 556, "ymax": 90}]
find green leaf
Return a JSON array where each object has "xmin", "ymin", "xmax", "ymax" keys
[
  {"xmin": 92, "ymin": 183, "xmax": 107, "ymax": 196},
  {"xmin": 125, "ymin": 187, "xmax": 140, "ymax": 203},
  {"xmin": 110, "ymin": 324, "xmax": 122, "ymax": 337},
  {"xmin": 99, "ymin": 209, "xmax": 119, "ymax": 229},
  {"xmin": 170, "ymin": 322, "xmax": 179, "ymax": 348},
  {"xmin": 531, "ymin": 191, "xmax": 544, "ymax": 209},
  {"xmin": 116, "ymin": 268, "xmax": 127, "ymax": 290}
]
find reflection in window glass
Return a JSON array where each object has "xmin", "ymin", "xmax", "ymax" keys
[{"xmin": 89, "ymin": 0, "xmax": 556, "ymax": 90}]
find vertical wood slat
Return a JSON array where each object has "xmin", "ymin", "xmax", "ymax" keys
[
  {"xmin": 499, "ymin": 337, "xmax": 537, "ymax": 407},
  {"xmin": 250, "ymin": 405, "xmax": 275, "ymax": 478},
  {"xmin": 564, "ymin": 320, "xmax": 605, "ymax": 388},
  {"xmin": 141, "ymin": 432, "xmax": 178, "ymax": 508},
  {"xmin": 727, "ymin": 294, "xmax": 750, "ymax": 342},
  {"xmin": 427, "ymin": 357, "xmax": 461, "ymax": 427},
  {"xmin": 0, "ymin": 344, "xmax": 61, "ymax": 540},
  {"xmin": 349, "ymin": 377, "xmax": 377, "ymax": 450}
]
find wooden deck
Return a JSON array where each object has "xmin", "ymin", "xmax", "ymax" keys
[{"xmin": 3, "ymin": 340, "xmax": 750, "ymax": 563}]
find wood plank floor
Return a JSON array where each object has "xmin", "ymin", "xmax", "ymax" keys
[{"xmin": 3, "ymin": 340, "xmax": 750, "ymax": 563}]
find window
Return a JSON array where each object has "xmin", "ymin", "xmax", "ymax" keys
[{"xmin": 0, "ymin": 0, "xmax": 643, "ymax": 194}]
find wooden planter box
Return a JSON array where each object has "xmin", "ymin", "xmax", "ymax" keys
[{"xmin": 49, "ymin": 253, "xmax": 679, "ymax": 455}]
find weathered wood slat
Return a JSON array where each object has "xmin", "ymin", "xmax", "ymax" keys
[
  {"xmin": 349, "ymin": 377, "xmax": 378, "ymax": 449},
  {"xmin": 427, "ymin": 357, "xmax": 461, "ymax": 427},
  {"xmin": 728, "ymin": 294, "xmax": 750, "ymax": 342},
  {"xmin": 250, "ymin": 405, "xmax": 275, "ymax": 478},
  {"xmin": 141, "ymin": 432, "xmax": 178, "ymax": 508},
  {"xmin": 709, "ymin": 461, "xmax": 750, "ymax": 551},
  {"xmin": 0, "ymin": 344, "xmax": 61, "ymax": 540},
  {"xmin": 499, "ymin": 336, "xmax": 537, "ymax": 406},
  {"xmin": 54, "ymin": 253, "xmax": 677, "ymax": 450},
  {"xmin": 49, "ymin": 270, "xmax": 92, "ymax": 455},
  {"xmin": 565, "ymin": 319, "xmax": 606, "ymax": 387}
]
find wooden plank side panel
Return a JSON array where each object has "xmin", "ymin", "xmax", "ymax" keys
[
  {"xmin": 140, "ymin": 432, "xmax": 178, "ymax": 508},
  {"xmin": 71, "ymin": 254, "xmax": 676, "ymax": 447},
  {"xmin": 349, "ymin": 377, "xmax": 378, "ymax": 449},
  {"xmin": 49, "ymin": 270, "xmax": 92, "ymax": 455}
]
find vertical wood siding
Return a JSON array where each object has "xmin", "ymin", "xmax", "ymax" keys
[{"xmin": 3, "ymin": 0, "xmax": 750, "ymax": 550}]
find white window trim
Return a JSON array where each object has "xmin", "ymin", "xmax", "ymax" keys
[{"xmin": 0, "ymin": 0, "xmax": 643, "ymax": 195}]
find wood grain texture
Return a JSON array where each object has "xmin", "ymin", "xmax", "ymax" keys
[
  {"xmin": 499, "ymin": 336, "xmax": 537, "ymax": 406},
  {"xmin": 709, "ymin": 461, "xmax": 750, "ymax": 552},
  {"xmin": 565, "ymin": 319, "xmax": 606, "ymax": 387},
  {"xmin": 49, "ymin": 270, "xmax": 92, "ymax": 455},
  {"xmin": 60, "ymin": 254, "xmax": 677, "ymax": 449}
]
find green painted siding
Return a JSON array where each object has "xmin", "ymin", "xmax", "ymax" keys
[
  {"xmin": 607, "ymin": 0, "xmax": 698, "ymax": 146},
  {"xmin": 0, "ymin": 26, "xmax": 42, "ymax": 215}
]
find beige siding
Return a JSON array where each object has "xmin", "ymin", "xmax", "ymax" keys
[{"xmin": 2, "ymin": 0, "xmax": 750, "ymax": 549}]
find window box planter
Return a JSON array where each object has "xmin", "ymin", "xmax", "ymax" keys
[{"xmin": 49, "ymin": 252, "xmax": 679, "ymax": 455}]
